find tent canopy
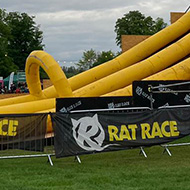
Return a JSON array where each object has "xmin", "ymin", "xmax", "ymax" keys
[{"xmin": 4, "ymin": 72, "xmax": 26, "ymax": 87}]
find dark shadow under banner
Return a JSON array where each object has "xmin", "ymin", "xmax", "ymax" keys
[
  {"xmin": 0, "ymin": 113, "xmax": 48, "ymax": 152},
  {"xmin": 51, "ymin": 107, "xmax": 190, "ymax": 158}
]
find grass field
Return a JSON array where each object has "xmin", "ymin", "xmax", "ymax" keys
[{"xmin": 1, "ymin": 139, "xmax": 190, "ymax": 190}]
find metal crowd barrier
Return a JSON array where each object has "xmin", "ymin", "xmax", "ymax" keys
[
  {"xmin": 0, "ymin": 113, "xmax": 55, "ymax": 166},
  {"xmin": 148, "ymin": 81, "xmax": 190, "ymax": 156},
  {"xmin": 0, "ymin": 104, "xmax": 189, "ymax": 166},
  {"xmin": 71, "ymin": 105, "xmax": 190, "ymax": 158}
]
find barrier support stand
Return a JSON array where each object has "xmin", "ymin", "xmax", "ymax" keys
[
  {"xmin": 139, "ymin": 147, "xmax": 147, "ymax": 158},
  {"xmin": 162, "ymin": 142, "xmax": 190, "ymax": 156},
  {"xmin": 47, "ymin": 154, "xmax": 54, "ymax": 166},
  {"xmin": 0, "ymin": 154, "xmax": 55, "ymax": 166},
  {"xmin": 162, "ymin": 145, "xmax": 172, "ymax": 156},
  {"xmin": 75, "ymin": 155, "xmax": 81, "ymax": 164}
]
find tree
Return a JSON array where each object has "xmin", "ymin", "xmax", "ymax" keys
[
  {"xmin": 0, "ymin": 56, "xmax": 18, "ymax": 78},
  {"xmin": 0, "ymin": 9, "xmax": 44, "ymax": 77},
  {"xmin": 0, "ymin": 9, "xmax": 18, "ymax": 77},
  {"xmin": 76, "ymin": 49, "xmax": 97, "ymax": 71},
  {"xmin": 76, "ymin": 49, "xmax": 116, "ymax": 72},
  {"xmin": 62, "ymin": 66, "xmax": 78, "ymax": 78},
  {"xmin": 115, "ymin": 10, "xmax": 167, "ymax": 47},
  {"xmin": 93, "ymin": 50, "xmax": 115, "ymax": 67},
  {"xmin": 5, "ymin": 11, "xmax": 44, "ymax": 70}
]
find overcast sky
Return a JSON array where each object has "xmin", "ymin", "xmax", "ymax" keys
[{"xmin": 1, "ymin": 0, "xmax": 190, "ymax": 67}]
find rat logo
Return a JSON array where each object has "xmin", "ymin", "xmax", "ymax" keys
[{"xmin": 71, "ymin": 114, "xmax": 112, "ymax": 151}]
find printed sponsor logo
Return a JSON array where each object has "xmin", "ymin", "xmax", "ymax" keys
[
  {"xmin": 71, "ymin": 114, "xmax": 180, "ymax": 151},
  {"xmin": 136, "ymin": 86, "xmax": 155, "ymax": 103},
  {"xmin": 71, "ymin": 114, "xmax": 117, "ymax": 151},
  {"xmin": 184, "ymin": 94, "xmax": 190, "ymax": 103},
  {"xmin": 60, "ymin": 101, "xmax": 82, "ymax": 113}
]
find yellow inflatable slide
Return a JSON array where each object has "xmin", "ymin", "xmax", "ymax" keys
[{"xmin": 0, "ymin": 11, "xmax": 190, "ymax": 117}]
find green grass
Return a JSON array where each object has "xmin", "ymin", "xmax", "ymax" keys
[{"xmin": 1, "ymin": 139, "xmax": 190, "ymax": 190}]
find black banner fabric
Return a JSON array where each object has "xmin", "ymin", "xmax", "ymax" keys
[
  {"xmin": 56, "ymin": 96, "xmax": 133, "ymax": 113},
  {"xmin": 0, "ymin": 113, "xmax": 48, "ymax": 152},
  {"xmin": 51, "ymin": 107, "xmax": 190, "ymax": 158},
  {"xmin": 133, "ymin": 80, "xmax": 190, "ymax": 108}
]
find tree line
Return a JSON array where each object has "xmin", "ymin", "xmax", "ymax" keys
[
  {"xmin": 62, "ymin": 49, "xmax": 118, "ymax": 78},
  {"xmin": 0, "ymin": 9, "xmax": 167, "ymax": 78},
  {"xmin": 0, "ymin": 9, "xmax": 43, "ymax": 78}
]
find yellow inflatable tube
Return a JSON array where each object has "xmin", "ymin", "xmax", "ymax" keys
[
  {"xmin": 26, "ymin": 11, "xmax": 190, "ymax": 96},
  {"xmin": 0, "ymin": 51, "xmax": 73, "ymax": 107},
  {"xmin": 105, "ymin": 57, "xmax": 190, "ymax": 96},
  {"xmin": 0, "ymin": 12, "xmax": 190, "ymax": 107},
  {"xmin": 0, "ymin": 32, "xmax": 190, "ymax": 114},
  {"xmin": 73, "ymin": 33, "xmax": 190, "ymax": 97},
  {"xmin": 1, "ymin": 55, "xmax": 189, "ymax": 115},
  {"xmin": 37, "ymin": 108, "xmax": 55, "ymax": 133},
  {"xmin": 26, "ymin": 51, "xmax": 73, "ymax": 97},
  {"xmin": 41, "ymin": 57, "xmax": 190, "ymax": 134},
  {"xmin": 0, "ymin": 31, "xmax": 190, "ymax": 114}
]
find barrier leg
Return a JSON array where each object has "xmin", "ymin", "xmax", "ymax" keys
[
  {"xmin": 47, "ymin": 154, "xmax": 54, "ymax": 166},
  {"xmin": 139, "ymin": 147, "xmax": 147, "ymax": 158},
  {"xmin": 75, "ymin": 155, "xmax": 81, "ymax": 164},
  {"xmin": 162, "ymin": 146, "xmax": 172, "ymax": 156}
]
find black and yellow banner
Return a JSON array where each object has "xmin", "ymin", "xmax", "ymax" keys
[
  {"xmin": 51, "ymin": 107, "xmax": 190, "ymax": 158},
  {"xmin": 0, "ymin": 113, "xmax": 48, "ymax": 152}
]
